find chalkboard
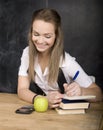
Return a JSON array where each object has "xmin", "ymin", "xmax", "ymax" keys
[{"xmin": 0, "ymin": 0, "xmax": 103, "ymax": 93}]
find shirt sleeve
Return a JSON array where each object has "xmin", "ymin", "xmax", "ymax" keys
[
  {"xmin": 61, "ymin": 52, "xmax": 93, "ymax": 88},
  {"xmin": 18, "ymin": 46, "xmax": 29, "ymax": 76}
]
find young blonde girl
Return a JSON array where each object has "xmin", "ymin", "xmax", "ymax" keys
[{"xmin": 18, "ymin": 8, "xmax": 102, "ymax": 108}]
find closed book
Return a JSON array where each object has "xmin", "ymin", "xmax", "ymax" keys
[
  {"xmin": 59, "ymin": 99, "xmax": 89, "ymax": 110},
  {"xmin": 55, "ymin": 107, "xmax": 85, "ymax": 115}
]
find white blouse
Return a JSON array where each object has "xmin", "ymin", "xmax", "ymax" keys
[{"xmin": 18, "ymin": 46, "xmax": 93, "ymax": 95}]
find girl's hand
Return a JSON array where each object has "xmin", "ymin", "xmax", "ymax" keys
[
  {"xmin": 46, "ymin": 91, "xmax": 63, "ymax": 108},
  {"xmin": 63, "ymin": 82, "xmax": 82, "ymax": 96}
]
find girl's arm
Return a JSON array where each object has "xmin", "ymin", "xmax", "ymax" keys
[
  {"xmin": 17, "ymin": 76, "xmax": 37, "ymax": 103},
  {"xmin": 64, "ymin": 82, "xmax": 103, "ymax": 102},
  {"xmin": 81, "ymin": 83, "xmax": 103, "ymax": 102}
]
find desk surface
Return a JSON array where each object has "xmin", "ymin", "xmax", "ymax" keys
[{"xmin": 0, "ymin": 93, "xmax": 103, "ymax": 130}]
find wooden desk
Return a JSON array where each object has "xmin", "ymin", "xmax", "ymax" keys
[{"xmin": 0, "ymin": 93, "xmax": 103, "ymax": 130}]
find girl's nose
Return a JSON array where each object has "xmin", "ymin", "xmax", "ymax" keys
[{"xmin": 37, "ymin": 36, "xmax": 44, "ymax": 44}]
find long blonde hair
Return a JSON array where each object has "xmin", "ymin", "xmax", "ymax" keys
[{"xmin": 28, "ymin": 8, "xmax": 65, "ymax": 84}]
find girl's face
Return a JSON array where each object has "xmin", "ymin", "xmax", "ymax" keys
[{"xmin": 32, "ymin": 20, "xmax": 56, "ymax": 54}]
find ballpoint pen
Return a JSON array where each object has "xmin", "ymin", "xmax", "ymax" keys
[{"xmin": 72, "ymin": 70, "xmax": 79, "ymax": 81}]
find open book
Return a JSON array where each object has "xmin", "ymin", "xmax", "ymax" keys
[{"xmin": 63, "ymin": 94, "xmax": 96, "ymax": 100}]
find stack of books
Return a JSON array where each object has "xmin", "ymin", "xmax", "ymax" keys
[{"xmin": 56, "ymin": 95, "xmax": 96, "ymax": 115}]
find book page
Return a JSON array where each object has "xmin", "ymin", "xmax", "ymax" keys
[{"xmin": 63, "ymin": 94, "xmax": 96, "ymax": 100}]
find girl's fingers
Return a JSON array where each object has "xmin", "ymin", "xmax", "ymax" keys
[
  {"xmin": 49, "ymin": 103, "xmax": 60, "ymax": 108},
  {"xmin": 47, "ymin": 91, "xmax": 63, "ymax": 108},
  {"xmin": 63, "ymin": 83, "xmax": 68, "ymax": 92},
  {"xmin": 64, "ymin": 82, "xmax": 81, "ymax": 96}
]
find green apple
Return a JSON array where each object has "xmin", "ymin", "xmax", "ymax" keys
[{"xmin": 33, "ymin": 96, "xmax": 48, "ymax": 112}]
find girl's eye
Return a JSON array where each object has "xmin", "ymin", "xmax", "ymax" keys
[
  {"xmin": 32, "ymin": 32, "xmax": 39, "ymax": 36},
  {"xmin": 45, "ymin": 35, "xmax": 51, "ymax": 38},
  {"xmin": 33, "ymin": 33, "xmax": 39, "ymax": 36}
]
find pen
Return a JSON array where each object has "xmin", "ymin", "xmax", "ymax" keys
[
  {"xmin": 72, "ymin": 71, "xmax": 79, "ymax": 81},
  {"xmin": 63, "ymin": 70, "xmax": 80, "ymax": 98}
]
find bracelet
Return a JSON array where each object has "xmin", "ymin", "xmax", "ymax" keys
[{"xmin": 32, "ymin": 95, "xmax": 38, "ymax": 104}]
